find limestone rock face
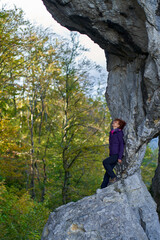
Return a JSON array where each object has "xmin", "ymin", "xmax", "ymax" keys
[
  {"xmin": 41, "ymin": 172, "xmax": 160, "ymax": 240},
  {"xmin": 41, "ymin": 0, "xmax": 160, "ymax": 239}
]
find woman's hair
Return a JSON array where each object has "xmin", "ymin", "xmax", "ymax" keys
[{"xmin": 113, "ymin": 118, "xmax": 126, "ymax": 130}]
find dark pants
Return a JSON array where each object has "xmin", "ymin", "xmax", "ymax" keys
[{"xmin": 101, "ymin": 154, "xmax": 118, "ymax": 189}]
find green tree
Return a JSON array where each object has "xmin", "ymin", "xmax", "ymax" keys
[
  {"xmin": 21, "ymin": 26, "xmax": 60, "ymax": 200},
  {"xmin": 0, "ymin": 5, "xmax": 29, "ymax": 118},
  {"xmin": 46, "ymin": 32, "xmax": 111, "ymax": 204},
  {"xmin": 0, "ymin": 181, "xmax": 50, "ymax": 240},
  {"xmin": 0, "ymin": 5, "xmax": 30, "ymax": 190},
  {"xmin": 0, "ymin": 2, "xmax": 111, "ymax": 221},
  {"xmin": 141, "ymin": 144, "xmax": 158, "ymax": 189}
]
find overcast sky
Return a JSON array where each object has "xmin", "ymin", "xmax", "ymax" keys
[{"xmin": 0, "ymin": 0, "xmax": 106, "ymax": 69}]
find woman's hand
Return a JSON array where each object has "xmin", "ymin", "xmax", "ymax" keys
[{"xmin": 118, "ymin": 159, "xmax": 122, "ymax": 163}]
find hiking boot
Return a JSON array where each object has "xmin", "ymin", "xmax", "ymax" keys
[{"xmin": 108, "ymin": 177, "xmax": 118, "ymax": 185}]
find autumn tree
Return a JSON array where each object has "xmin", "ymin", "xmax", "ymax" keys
[{"xmin": 46, "ymin": 32, "xmax": 111, "ymax": 204}]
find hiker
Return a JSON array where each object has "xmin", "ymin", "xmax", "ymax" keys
[{"xmin": 101, "ymin": 118, "xmax": 126, "ymax": 188}]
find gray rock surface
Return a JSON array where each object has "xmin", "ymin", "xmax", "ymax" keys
[
  {"xmin": 41, "ymin": 0, "xmax": 160, "ymax": 239},
  {"xmin": 41, "ymin": 171, "xmax": 160, "ymax": 240}
]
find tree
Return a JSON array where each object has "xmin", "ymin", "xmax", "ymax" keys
[
  {"xmin": 0, "ymin": 6, "xmax": 29, "ymax": 118},
  {"xmin": 0, "ymin": 4, "xmax": 112, "ymax": 238},
  {"xmin": 49, "ymin": 32, "xmax": 110, "ymax": 204},
  {"xmin": 140, "ymin": 144, "xmax": 158, "ymax": 189},
  {"xmin": 150, "ymin": 135, "xmax": 160, "ymax": 218},
  {"xmin": 0, "ymin": 4, "xmax": 111, "ymax": 208}
]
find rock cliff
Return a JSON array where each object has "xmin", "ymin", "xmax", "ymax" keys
[{"xmin": 41, "ymin": 0, "xmax": 160, "ymax": 239}]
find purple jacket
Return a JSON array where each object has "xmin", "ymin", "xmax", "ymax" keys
[{"xmin": 109, "ymin": 127, "xmax": 125, "ymax": 160}]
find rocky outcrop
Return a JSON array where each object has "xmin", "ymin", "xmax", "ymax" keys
[
  {"xmin": 42, "ymin": 0, "xmax": 148, "ymax": 57},
  {"xmin": 41, "ymin": 0, "xmax": 160, "ymax": 239},
  {"xmin": 41, "ymin": 171, "xmax": 160, "ymax": 240}
]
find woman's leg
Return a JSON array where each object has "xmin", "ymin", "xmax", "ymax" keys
[
  {"xmin": 101, "ymin": 171, "xmax": 110, "ymax": 188},
  {"xmin": 103, "ymin": 154, "xmax": 118, "ymax": 179},
  {"xmin": 101, "ymin": 154, "xmax": 118, "ymax": 188}
]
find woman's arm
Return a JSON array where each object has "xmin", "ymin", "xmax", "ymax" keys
[{"xmin": 117, "ymin": 131, "xmax": 124, "ymax": 160}]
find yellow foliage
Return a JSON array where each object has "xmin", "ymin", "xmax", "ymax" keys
[{"xmin": 0, "ymin": 119, "xmax": 28, "ymax": 180}]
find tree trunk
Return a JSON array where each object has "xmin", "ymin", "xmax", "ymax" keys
[
  {"xmin": 30, "ymin": 112, "xmax": 35, "ymax": 199},
  {"xmin": 62, "ymin": 72, "xmax": 71, "ymax": 204},
  {"xmin": 62, "ymin": 169, "xmax": 71, "ymax": 204}
]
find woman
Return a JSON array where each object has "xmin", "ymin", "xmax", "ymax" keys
[{"xmin": 101, "ymin": 118, "xmax": 126, "ymax": 188}]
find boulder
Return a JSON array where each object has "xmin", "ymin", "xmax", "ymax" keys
[{"xmin": 41, "ymin": 171, "xmax": 160, "ymax": 240}]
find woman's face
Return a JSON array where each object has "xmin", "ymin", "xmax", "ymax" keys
[{"xmin": 112, "ymin": 120, "xmax": 120, "ymax": 129}]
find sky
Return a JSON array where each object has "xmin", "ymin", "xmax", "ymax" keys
[{"xmin": 0, "ymin": 0, "xmax": 106, "ymax": 69}]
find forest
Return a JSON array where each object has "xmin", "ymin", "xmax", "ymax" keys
[{"xmin": 0, "ymin": 5, "xmax": 158, "ymax": 240}]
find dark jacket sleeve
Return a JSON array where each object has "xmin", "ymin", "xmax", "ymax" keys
[{"xmin": 117, "ymin": 131, "xmax": 124, "ymax": 160}]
